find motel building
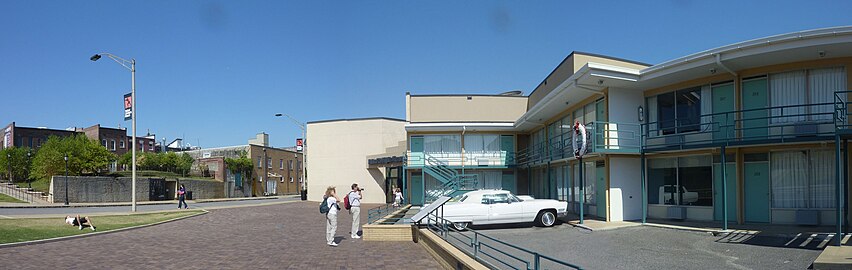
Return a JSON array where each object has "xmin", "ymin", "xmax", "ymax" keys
[{"xmin": 307, "ymin": 26, "xmax": 852, "ymax": 230}]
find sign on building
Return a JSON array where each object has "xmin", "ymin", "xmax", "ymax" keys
[
  {"xmin": 123, "ymin": 92, "xmax": 133, "ymax": 121},
  {"xmin": 296, "ymin": 138, "xmax": 303, "ymax": 152}
]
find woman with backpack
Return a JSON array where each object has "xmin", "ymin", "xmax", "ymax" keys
[{"xmin": 322, "ymin": 186, "xmax": 341, "ymax": 247}]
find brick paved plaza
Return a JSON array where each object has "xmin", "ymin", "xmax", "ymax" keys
[{"xmin": 0, "ymin": 202, "xmax": 440, "ymax": 269}]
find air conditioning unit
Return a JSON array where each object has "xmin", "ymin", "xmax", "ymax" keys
[
  {"xmin": 795, "ymin": 209, "xmax": 819, "ymax": 225},
  {"xmin": 667, "ymin": 206, "xmax": 687, "ymax": 220}
]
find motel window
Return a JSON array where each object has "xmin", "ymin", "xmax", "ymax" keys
[
  {"xmin": 571, "ymin": 161, "xmax": 596, "ymax": 204},
  {"xmin": 462, "ymin": 134, "xmax": 500, "ymax": 154},
  {"xmin": 653, "ymin": 87, "xmax": 702, "ymax": 135},
  {"xmin": 647, "ymin": 155, "xmax": 713, "ymax": 207},
  {"xmin": 769, "ymin": 67, "xmax": 846, "ymax": 123},
  {"xmin": 423, "ymin": 135, "xmax": 461, "ymax": 155},
  {"xmin": 770, "ymin": 149, "xmax": 835, "ymax": 208}
]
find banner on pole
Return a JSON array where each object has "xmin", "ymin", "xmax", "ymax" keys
[
  {"xmin": 296, "ymin": 138, "xmax": 303, "ymax": 152},
  {"xmin": 123, "ymin": 92, "xmax": 133, "ymax": 121}
]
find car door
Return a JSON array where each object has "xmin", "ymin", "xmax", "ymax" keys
[{"xmin": 488, "ymin": 193, "xmax": 525, "ymax": 223}]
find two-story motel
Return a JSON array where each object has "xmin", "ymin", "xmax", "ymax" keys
[{"xmin": 308, "ymin": 26, "xmax": 852, "ymax": 229}]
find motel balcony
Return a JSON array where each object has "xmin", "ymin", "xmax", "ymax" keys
[
  {"xmin": 516, "ymin": 121, "xmax": 643, "ymax": 166},
  {"xmin": 406, "ymin": 150, "xmax": 516, "ymax": 168},
  {"xmin": 642, "ymin": 97, "xmax": 851, "ymax": 152}
]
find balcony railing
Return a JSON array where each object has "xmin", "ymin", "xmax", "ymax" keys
[
  {"xmin": 642, "ymin": 101, "xmax": 842, "ymax": 151},
  {"xmin": 516, "ymin": 121, "xmax": 642, "ymax": 166},
  {"xmin": 406, "ymin": 151, "xmax": 516, "ymax": 167}
]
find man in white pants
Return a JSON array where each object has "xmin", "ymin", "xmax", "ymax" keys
[{"xmin": 349, "ymin": 183, "xmax": 362, "ymax": 239}]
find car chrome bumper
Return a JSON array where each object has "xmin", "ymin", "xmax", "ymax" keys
[{"xmin": 557, "ymin": 211, "xmax": 568, "ymax": 218}]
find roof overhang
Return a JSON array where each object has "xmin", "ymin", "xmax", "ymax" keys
[
  {"xmin": 514, "ymin": 63, "xmax": 641, "ymax": 131},
  {"xmin": 635, "ymin": 26, "xmax": 852, "ymax": 89},
  {"xmin": 405, "ymin": 122, "xmax": 516, "ymax": 132}
]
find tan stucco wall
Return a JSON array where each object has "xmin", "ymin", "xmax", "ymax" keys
[
  {"xmin": 306, "ymin": 119, "xmax": 407, "ymax": 203},
  {"xmin": 408, "ymin": 95, "xmax": 527, "ymax": 123}
]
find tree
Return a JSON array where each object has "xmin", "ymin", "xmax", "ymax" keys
[
  {"xmin": 176, "ymin": 153, "xmax": 194, "ymax": 176},
  {"xmin": 0, "ymin": 147, "xmax": 34, "ymax": 182},
  {"xmin": 31, "ymin": 135, "xmax": 116, "ymax": 180}
]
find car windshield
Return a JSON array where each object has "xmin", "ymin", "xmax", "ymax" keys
[
  {"xmin": 508, "ymin": 194, "xmax": 521, "ymax": 203},
  {"xmin": 449, "ymin": 193, "xmax": 468, "ymax": 203}
]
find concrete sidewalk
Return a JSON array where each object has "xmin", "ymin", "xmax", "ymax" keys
[
  {"xmin": 0, "ymin": 194, "xmax": 299, "ymax": 208},
  {"xmin": 0, "ymin": 196, "xmax": 303, "ymax": 218}
]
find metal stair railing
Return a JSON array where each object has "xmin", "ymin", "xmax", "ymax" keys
[{"xmin": 415, "ymin": 197, "xmax": 583, "ymax": 270}]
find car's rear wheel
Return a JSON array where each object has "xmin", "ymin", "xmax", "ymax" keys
[
  {"xmin": 535, "ymin": 210, "xmax": 557, "ymax": 227},
  {"xmin": 452, "ymin": 222, "xmax": 470, "ymax": 231}
]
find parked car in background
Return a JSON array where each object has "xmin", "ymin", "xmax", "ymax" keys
[
  {"xmin": 437, "ymin": 190, "xmax": 567, "ymax": 230},
  {"xmin": 658, "ymin": 185, "xmax": 699, "ymax": 205}
]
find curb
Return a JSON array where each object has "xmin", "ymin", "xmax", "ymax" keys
[{"xmin": 0, "ymin": 209, "xmax": 208, "ymax": 249}]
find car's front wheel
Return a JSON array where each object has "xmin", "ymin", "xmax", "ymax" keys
[
  {"xmin": 451, "ymin": 222, "xmax": 470, "ymax": 231},
  {"xmin": 535, "ymin": 210, "xmax": 557, "ymax": 227}
]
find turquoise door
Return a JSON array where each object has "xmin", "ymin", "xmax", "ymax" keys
[
  {"xmin": 410, "ymin": 173, "xmax": 424, "ymax": 206},
  {"xmin": 712, "ymin": 84, "xmax": 735, "ymax": 141},
  {"xmin": 595, "ymin": 99, "xmax": 607, "ymax": 151},
  {"xmin": 501, "ymin": 172, "xmax": 516, "ymax": 194},
  {"xmin": 596, "ymin": 163, "xmax": 607, "ymax": 218},
  {"xmin": 744, "ymin": 162, "xmax": 770, "ymax": 223},
  {"xmin": 500, "ymin": 135, "xmax": 514, "ymax": 165},
  {"xmin": 742, "ymin": 78, "xmax": 768, "ymax": 140},
  {"xmin": 410, "ymin": 136, "xmax": 424, "ymax": 166},
  {"xmin": 713, "ymin": 163, "xmax": 737, "ymax": 221}
]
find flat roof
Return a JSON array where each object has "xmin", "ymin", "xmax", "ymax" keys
[{"xmin": 307, "ymin": 117, "xmax": 406, "ymax": 125}]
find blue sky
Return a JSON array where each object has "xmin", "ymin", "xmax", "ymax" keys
[{"xmin": 1, "ymin": 1, "xmax": 851, "ymax": 148}]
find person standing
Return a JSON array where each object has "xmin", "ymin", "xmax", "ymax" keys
[
  {"xmin": 324, "ymin": 186, "xmax": 340, "ymax": 247},
  {"xmin": 393, "ymin": 187, "xmax": 404, "ymax": 207},
  {"xmin": 177, "ymin": 184, "xmax": 189, "ymax": 209},
  {"xmin": 348, "ymin": 183, "xmax": 362, "ymax": 239}
]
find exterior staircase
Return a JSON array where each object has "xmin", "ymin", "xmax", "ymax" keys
[
  {"xmin": 0, "ymin": 181, "xmax": 50, "ymax": 204},
  {"xmin": 422, "ymin": 154, "xmax": 477, "ymax": 203}
]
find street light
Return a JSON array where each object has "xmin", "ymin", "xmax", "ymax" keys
[
  {"xmin": 26, "ymin": 151, "xmax": 31, "ymax": 189},
  {"xmin": 91, "ymin": 52, "xmax": 138, "ymax": 212},
  {"xmin": 64, "ymin": 153, "xmax": 69, "ymax": 206},
  {"xmin": 274, "ymin": 113, "xmax": 307, "ymax": 201}
]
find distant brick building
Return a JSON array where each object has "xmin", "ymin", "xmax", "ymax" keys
[{"xmin": 2, "ymin": 122, "xmax": 77, "ymax": 149}]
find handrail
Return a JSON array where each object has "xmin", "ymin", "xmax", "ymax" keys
[
  {"xmin": 516, "ymin": 121, "xmax": 642, "ymax": 166},
  {"xmin": 642, "ymin": 100, "xmax": 842, "ymax": 151},
  {"xmin": 416, "ymin": 200, "xmax": 582, "ymax": 270},
  {"xmin": 367, "ymin": 203, "xmax": 411, "ymax": 224}
]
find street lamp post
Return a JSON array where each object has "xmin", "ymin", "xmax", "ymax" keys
[
  {"xmin": 64, "ymin": 153, "xmax": 69, "ymax": 206},
  {"xmin": 91, "ymin": 52, "xmax": 137, "ymax": 212},
  {"xmin": 274, "ymin": 113, "xmax": 307, "ymax": 201},
  {"xmin": 26, "ymin": 151, "xmax": 31, "ymax": 189}
]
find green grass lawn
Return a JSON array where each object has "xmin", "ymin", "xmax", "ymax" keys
[
  {"xmin": 0, "ymin": 194, "xmax": 25, "ymax": 203},
  {"xmin": 0, "ymin": 210, "xmax": 203, "ymax": 244}
]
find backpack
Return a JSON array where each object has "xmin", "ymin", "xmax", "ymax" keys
[
  {"xmin": 320, "ymin": 197, "xmax": 330, "ymax": 214},
  {"xmin": 343, "ymin": 192, "xmax": 352, "ymax": 210}
]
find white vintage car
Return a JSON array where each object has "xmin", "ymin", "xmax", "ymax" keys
[{"xmin": 436, "ymin": 190, "xmax": 567, "ymax": 230}]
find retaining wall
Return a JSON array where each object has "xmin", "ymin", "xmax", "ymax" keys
[{"xmin": 50, "ymin": 176, "xmax": 225, "ymax": 203}]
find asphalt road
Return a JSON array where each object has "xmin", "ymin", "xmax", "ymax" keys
[
  {"xmin": 0, "ymin": 197, "xmax": 301, "ymax": 217},
  {"xmin": 449, "ymin": 222, "xmax": 822, "ymax": 270}
]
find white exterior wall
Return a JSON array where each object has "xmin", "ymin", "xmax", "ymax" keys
[
  {"xmin": 608, "ymin": 157, "xmax": 642, "ymax": 221},
  {"xmin": 605, "ymin": 87, "xmax": 644, "ymax": 150},
  {"xmin": 306, "ymin": 119, "xmax": 407, "ymax": 204}
]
